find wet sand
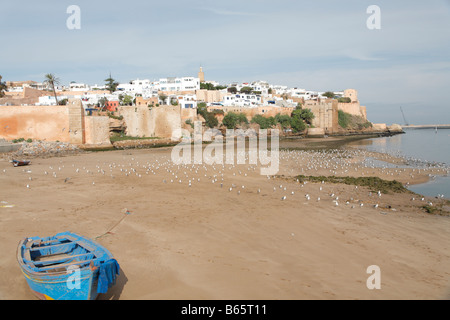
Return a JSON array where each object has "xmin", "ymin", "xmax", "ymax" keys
[{"xmin": 1, "ymin": 144, "xmax": 449, "ymax": 300}]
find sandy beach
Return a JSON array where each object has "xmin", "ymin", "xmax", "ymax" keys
[{"xmin": 1, "ymin": 139, "xmax": 449, "ymax": 300}]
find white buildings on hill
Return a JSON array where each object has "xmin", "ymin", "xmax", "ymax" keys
[{"xmin": 156, "ymin": 77, "xmax": 200, "ymax": 92}]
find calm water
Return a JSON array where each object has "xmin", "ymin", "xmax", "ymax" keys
[{"xmin": 349, "ymin": 128, "xmax": 450, "ymax": 198}]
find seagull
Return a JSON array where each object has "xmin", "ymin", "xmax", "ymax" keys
[{"xmin": 281, "ymin": 196, "xmax": 286, "ymax": 200}]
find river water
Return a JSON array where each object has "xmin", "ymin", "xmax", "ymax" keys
[{"xmin": 348, "ymin": 128, "xmax": 450, "ymax": 199}]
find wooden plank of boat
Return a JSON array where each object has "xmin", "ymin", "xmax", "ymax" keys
[
  {"xmin": 33, "ymin": 253, "xmax": 94, "ymax": 266},
  {"xmin": 37, "ymin": 258, "xmax": 98, "ymax": 272},
  {"xmin": 28, "ymin": 242, "xmax": 75, "ymax": 252}
]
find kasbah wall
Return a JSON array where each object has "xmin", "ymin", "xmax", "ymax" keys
[
  {"xmin": 118, "ymin": 105, "xmax": 186, "ymax": 139},
  {"xmin": 0, "ymin": 100, "xmax": 111, "ymax": 146},
  {"xmin": 338, "ymin": 89, "xmax": 367, "ymax": 120},
  {"xmin": 0, "ymin": 100, "xmax": 191, "ymax": 146}
]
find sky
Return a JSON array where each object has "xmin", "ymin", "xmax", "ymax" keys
[{"xmin": 1, "ymin": 0, "xmax": 450, "ymax": 125}]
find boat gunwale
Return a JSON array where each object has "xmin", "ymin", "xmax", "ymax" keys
[{"xmin": 17, "ymin": 232, "xmax": 113, "ymax": 277}]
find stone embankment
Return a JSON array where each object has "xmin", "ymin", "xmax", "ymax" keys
[
  {"xmin": 111, "ymin": 138, "xmax": 177, "ymax": 149},
  {"xmin": 11, "ymin": 141, "xmax": 82, "ymax": 158}
]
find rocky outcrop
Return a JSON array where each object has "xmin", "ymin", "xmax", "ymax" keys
[{"xmin": 387, "ymin": 124, "xmax": 403, "ymax": 133}]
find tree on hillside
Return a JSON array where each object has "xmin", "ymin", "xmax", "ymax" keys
[
  {"xmin": 227, "ymin": 87, "xmax": 237, "ymax": 94},
  {"xmin": 322, "ymin": 91, "xmax": 335, "ymax": 99},
  {"xmin": 294, "ymin": 108, "xmax": 315, "ymax": 125},
  {"xmin": 240, "ymin": 86, "xmax": 253, "ymax": 94},
  {"xmin": 274, "ymin": 114, "xmax": 291, "ymax": 129},
  {"xmin": 0, "ymin": 75, "xmax": 7, "ymax": 98},
  {"xmin": 120, "ymin": 94, "xmax": 133, "ymax": 106},
  {"xmin": 251, "ymin": 114, "xmax": 276, "ymax": 129},
  {"xmin": 158, "ymin": 94, "xmax": 168, "ymax": 105},
  {"xmin": 200, "ymin": 82, "xmax": 215, "ymax": 90},
  {"xmin": 290, "ymin": 114, "xmax": 306, "ymax": 133},
  {"xmin": 222, "ymin": 112, "xmax": 248, "ymax": 129},
  {"xmin": 338, "ymin": 97, "xmax": 351, "ymax": 103},
  {"xmin": 197, "ymin": 103, "xmax": 219, "ymax": 128},
  {"xmin": 98, "ymin": 97, "xmax": 108, "ymax": 110},
  {"xmin": 105, "ymin": 73, "xmax": 119, "ymax": 93},
  {"xmin": 44, "ymin": 73, "xmax": 60, "ymax": 105}
]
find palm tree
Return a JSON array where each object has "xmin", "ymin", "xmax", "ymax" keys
[{"xmin": 44, "ymin": 73, "xmax": 60, "ymax": 105}]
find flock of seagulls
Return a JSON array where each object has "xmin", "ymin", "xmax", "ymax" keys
[{"xmin": 1, "ymin": 147, "xmax": 448, "ymax": 210}]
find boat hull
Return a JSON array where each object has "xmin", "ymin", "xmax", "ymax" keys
[
  {"xmin": 12, "ymin": 160, "xmax": 30, "ymax": 167},
  {"xmin": 21, "ymin": 266, "xmax": 99, "ymax": 300},
  {"xmin": 17, "ymin": 232, "xmax": 118, "ymax": 300}
]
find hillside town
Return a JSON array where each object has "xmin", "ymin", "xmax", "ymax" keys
[{"xmin": 0, "ymin": 68, "xmax": 401, "ymax": 150}]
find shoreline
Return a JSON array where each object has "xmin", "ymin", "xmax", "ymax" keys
[{"xmin": 1, "ymin": 138, "xmax": 450, "ymax": 300}]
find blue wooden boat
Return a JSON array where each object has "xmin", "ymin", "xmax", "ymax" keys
[
  {"xmin": 17, "ymin": 231, "xmax": 120, "ymax": 300},
  {"xmin": 12, "ymin": 160, "xmax": 30, "ymax": 167}
]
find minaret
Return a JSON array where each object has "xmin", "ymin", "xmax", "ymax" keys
[{"xmin": 198, "ymin": 67, "xmax": 205, "ymax": 83}]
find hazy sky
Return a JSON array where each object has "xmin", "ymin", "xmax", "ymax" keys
[{"xmin": 1, "ymin": 0, "xmax": 449, "ymax": 124}]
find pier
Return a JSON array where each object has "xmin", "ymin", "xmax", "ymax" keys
[{"xmin": 402, "ymin": 124, "xmax": 450, "ymax": 129}]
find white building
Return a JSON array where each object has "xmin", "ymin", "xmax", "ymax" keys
[
  {"xmin": 90, "ymin": 84, "xmax": 107, "ymax": 91},
  {"xmin": 155, "ymin": 77, "xmax": 200, "ymax": 92},
  {"xmin": 250, "ymin": 81, "xmax": 270, "ymax": 95},
  {"xmin": 69, "ymin": 82, "xmax": 90, "ymax": 91},
  {"xmin": 270, "ymin": 84, "xmax": 288, "ymax": 95},
  {"xmin": 117, "ymin": 79, "xmax": 152, "ymax": 95},
  {"xmin": 178, "ymin": 94, "xmax": 197, "ymax": 109},
  {"xmin": 221, "ymin": 93, "xmax": 262, "ymax": 107},
  {"xmin": 36, "ymin": 95, "xmax": 68, "ymax": 106},
  {"xmin": 288, "ymin": 88, "xmax": 320, "ymax": 101}
]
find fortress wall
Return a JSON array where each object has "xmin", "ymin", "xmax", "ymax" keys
[
  {"xmin": 84, "ymin": 116, "xmax": 111, "ymax": 146},
  {"xmin": 152, "ymin": 105, "xmax": 181, "ymax": 139},
  {"xmin": 0, "ymin": 100, "xmax": 111, "ymax": 146},
  {"xmin": 0, "ymin": 105, "xmax": 71, "ymax": 142},
  {"xmin": 119, "ymin": 106, "xmax": 153, "ymax": 137},
  {"xmin": 338, "ymin": 102, "xmax": 367, "ymax": 120},
  {"xmin": 119, "ymin": 105, "xmax": 182, "ymax": 139}
]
